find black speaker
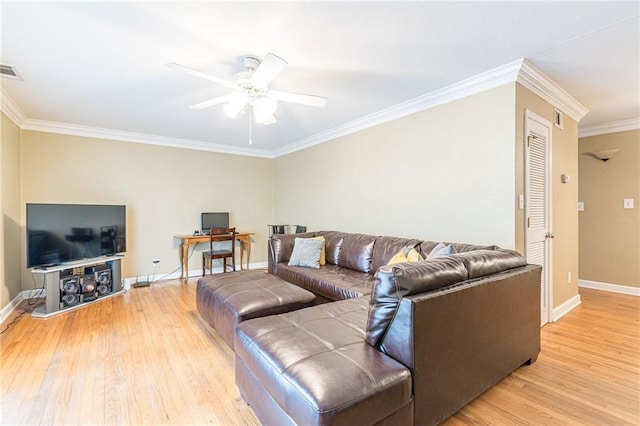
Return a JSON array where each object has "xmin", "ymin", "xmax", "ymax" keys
[
  {"xmin": 96, "ymin": 270, "xmax": 111, "ymax": 296},
  {"xmin": 80, "ymin": 275, "xmax": 97, "ymax": 302},
  {"xmin": 88, "ymin": 265, "xmax": 112, "ymax": 296},
  {"xmin": 60, "ymin": 275, "xmax": 80, "ymax": 307}
]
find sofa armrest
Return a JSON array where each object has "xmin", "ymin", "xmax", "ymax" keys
[
  {"xmin": 379, "ymin": 264, "xmax": 541, "ymax": 425},
  {"xmin": 268, "ymin": 234, "xmax": 297, "ymax": 275}
]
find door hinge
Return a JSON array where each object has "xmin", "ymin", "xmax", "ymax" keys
[{"xmin": 527, "ymin": 217, "xmax": 531, "ymax": 228}]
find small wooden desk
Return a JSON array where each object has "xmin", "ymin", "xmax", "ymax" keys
[{"xmin": 175, "ymin": 233, "xmax": 254, "ymax": 278}]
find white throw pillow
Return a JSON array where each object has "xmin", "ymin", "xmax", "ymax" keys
[{"xmin": 288, "ymin": 237, "xmax": 325, "ymax": 268}]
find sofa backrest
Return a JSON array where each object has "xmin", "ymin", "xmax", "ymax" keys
[
  {"xmin": 337, "ymin": 233, "xmax": 377, "ymax": 273},
  {"xmin": 366, "ymin": 257, "xmax": 468, "ymax": 347},
  {"xmin": 269, "ymin": 230, "xmax": 514, "ymax": 277},
  {"xmin": 418, "ymin": 240, "xmax": 498, "ymax": 258},
  {"xmin": 314, "ymin": 231, "xmax": 345, "ymax": 265},
  {"xmin": 376, "ymin": 264, "xmax": 541, "ymax": 425},
  {"xmin": 369, "ymin": 236, "xmax": 422, "ymax": 273},
  {"xmin": 368, "ymin": 249, "xmax": 538, "ymax": 425},
  {"xmin": 366, "ymin": 249, "xmax": 528, "ymax": 346},
  {"xmin": 451, "ymin": 249, "xmax": 527, "ymax": 279}
]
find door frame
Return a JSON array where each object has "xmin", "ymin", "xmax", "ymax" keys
[{"xmin": 524, "ymin": 109, "xmax": 553, "ymax": 325}]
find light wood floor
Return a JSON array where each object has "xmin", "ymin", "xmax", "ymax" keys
[{"xmin": 1, "ymin": 281, "xmax": 638, "ymax": 425}]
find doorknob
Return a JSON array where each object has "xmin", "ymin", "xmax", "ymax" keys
[{"xmin": 545, "ymin": 232, "xmax": 555, "ymax": 239}]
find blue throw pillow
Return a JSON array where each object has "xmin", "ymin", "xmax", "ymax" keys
[{"xmin": 427, "ymin": 242, "xmax": 456, "ymax": 259}]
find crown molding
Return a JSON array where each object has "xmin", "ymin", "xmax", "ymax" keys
[
  {"xmin": 273, "ymin": 59, "xmax": 524, "ymax": 157},
  {"xmin": 0, "ymin": 88, "xmax": 27, "ymax": 127},
  {"xmin": 20, "ymin": 119, "xmax": 274, "ymax": 158},
  {"xmin": 516, "ymin": 59, "xmax": 589, "ymax": 123},
  {"xmin": 275, "ymin": 58, "xmax": 591, "ymax": 157},
  {"xmin": 579, "ymin": 117, "xmax": 640, "ymax": 138},
  {"xmin": 5, "ymin": 58, "xmax": 593, "ymax": 158}
]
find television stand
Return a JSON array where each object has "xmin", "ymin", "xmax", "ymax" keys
[{"xmin": 30, "ymin": 255, "xmax": 123, "ymax": 318}]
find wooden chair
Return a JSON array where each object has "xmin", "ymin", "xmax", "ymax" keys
[{"xmin": 202, "ymin": 227, "xmax": 236, "ymax": 276}]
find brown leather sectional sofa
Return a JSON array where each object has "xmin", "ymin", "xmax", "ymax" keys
[{"xmin": 234, "ymin": 231, "xmax": 542, "ymax": 425}]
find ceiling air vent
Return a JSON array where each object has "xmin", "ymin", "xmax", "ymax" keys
[{"xmin": 0, "ymin": 64, "xmax": 21, "ymax": 80}]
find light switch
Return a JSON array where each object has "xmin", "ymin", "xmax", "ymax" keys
[
  {"xmin": 624, "ymin": 198, "xmax": 634, "ymax": 209},
  {"xmin": 518, "ymin": 194, "xmax": 524, "ymax": 210},
  {"xmin": 578, "ymin": 202, "xmax": 584, "ymax": 212}
]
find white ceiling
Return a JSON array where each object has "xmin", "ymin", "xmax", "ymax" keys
[{"xmin": 1, "ymin": 1, "xmax": 638, "ymax": 157}]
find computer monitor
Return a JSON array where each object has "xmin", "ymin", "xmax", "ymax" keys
[{"xmin": 201, "ymin": 212, "xmax": 230, "ymax": 233}]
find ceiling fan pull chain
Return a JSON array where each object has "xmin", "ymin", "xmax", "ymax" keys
[{"xmin": 249, "ymin": 106, "xmax": 253, "ymax": 145}]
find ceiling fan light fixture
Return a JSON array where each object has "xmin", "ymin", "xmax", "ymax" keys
[
  {"xmin": 253, "ymin": 96, "xmax": 278, "ymax": 124},
  {"xmin": 224, "ymin": 92, "xmax": 247, "ymax": 119}
]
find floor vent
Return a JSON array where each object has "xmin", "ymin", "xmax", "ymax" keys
[{"xmin": 0, "ymin": 64, "xmax": 21, "ymax": 80}]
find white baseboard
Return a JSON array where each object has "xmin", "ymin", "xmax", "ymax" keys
[
  {"xmin": 124, "ymin": 261, "xmax": 269, "ymax": 283},
  {"xmin": 579, "ymin": 279, "xmax": 640, "ymax": 296},
  {"xmin": 552, "ymin": 294, "xmax": 582, "ymax": 322},
  {"xmin": 0, "ymin": 290, "xmax": 36, "ymax": 324}
]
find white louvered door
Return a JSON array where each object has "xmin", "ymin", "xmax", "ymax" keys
[{"xmin": 525, "ymin": 111, "xmax": 552, "ymax": 326}]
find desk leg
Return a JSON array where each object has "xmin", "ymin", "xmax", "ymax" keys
[
  {"xmin": 180, "ymin": 243, "xmax": 189, "ymax": 279},
  {"xmin": 246, "ymin": 239, "xmax": 251, "ymax": 270},
  {"xmin": 236, "ymin": 237, "xmax": 251, "ymax": 270}
]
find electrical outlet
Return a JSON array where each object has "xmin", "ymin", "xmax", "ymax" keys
[
  {"xmin": 567, "ymin": 271, "xmax": 572, "ymax": 284},
  {"xmin": 624, "ymin": 198, "xmax": 634, "ymax": 209}
]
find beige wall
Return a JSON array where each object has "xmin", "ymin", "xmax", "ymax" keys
[
  {"xmin": 19, "ymin": 131, "xmax": 273, "ymax": 290},
  {"xmin": 274, "ymin": 82, "xmax": 580, "ymax": 311},
  {"xmin": 275, "ymin": 84, "xmax": 517, "ymax": 248},
  {"xmin": 2, "ymin": 81, "xmax": 585, "ymax": 315},
  {"xmin": 1, "ymin": 112, "xmax": 23, "ymax": 309},
  {"xmin": 578, "ymin": 129, "xmax": 640, "ymax": 288},
  {"xmin": 515, "ymin": 83, "xmax": 580, "ymax": 309}
]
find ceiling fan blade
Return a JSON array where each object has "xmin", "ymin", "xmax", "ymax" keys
[
  {"xmin": 251, "ymin": 53, "xmax": 287, "ymax": 88},
  {"xmin": 268, "ymin": 90, "xmax": 327, "ymax": 108},
  {"xmin": 189, "ymin": 94, "xmax": 232, "ymax": 110},
  {"xmin": 166, "ymin": 62, "xmax": 238, "ymax": 91}
]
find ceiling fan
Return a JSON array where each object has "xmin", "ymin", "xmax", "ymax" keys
[{"xmin": 167, "ymin": 53, "xmax": 327, "ymax": 125}]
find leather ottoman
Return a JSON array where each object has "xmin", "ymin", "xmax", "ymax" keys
[
  {"xmin": 235, "ymin": 297, "xmax": 413, "ymax": 425},
  {"xmin": 196, "ymin": 270, "xmax": 316, "ymax": 350}
]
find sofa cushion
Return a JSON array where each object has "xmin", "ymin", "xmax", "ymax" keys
[
  {"xmin": 277, "ymin": 263, "xmax": 375, "ymax": 301},
  {"xmin": 288, "ymin": 237, "xmax": 324, "ymax": 268},
  {"xmin": 270, "ymin": 234, "xmax": 297, "ymax": 265},
  {"xmin": 452, "ymin": 249, "xmax": 527, "ymax": 279},
  {"xmin": 370, "ymin": 236, "xmax": 421, "ymax": 273},
  {"xmin": 314, "ymin": 231, "xmax": 345, "ymax": 265},
  {"xmin": 235, "ymin": 297, "xmax": 412, "ymax": 425},
  {"xmin": 419, "ymin": 241, "xmax": 498, "ymax": 259},
  {"xmin": 366, "ymin": 257, "xmax": 468, "ymax": 347},
  {"xmin": 338, "ymin": 233, "xmax": 377, "ymax": 273},
  {"xmin": 451, "ymin": 242, "xmax": 499, "ymax": 253}
]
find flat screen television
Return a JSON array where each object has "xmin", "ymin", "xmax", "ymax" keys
[
  {"xmin": 26, "ymin": 203, "xmax": 126, "ymax": 268},
  {"xmin": 201, "ymin": 212, "xmax": 229, "ymax": 233}
]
